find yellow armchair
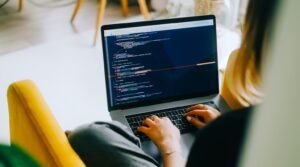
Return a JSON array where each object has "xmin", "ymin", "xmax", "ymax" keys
[{"xmin": 7, "ymin": 80, "xmax": 85, "ymax": 167}]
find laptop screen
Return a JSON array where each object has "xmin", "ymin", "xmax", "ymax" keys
[{"xmin": 102, "ymin": 16, "xmax": 219, "ymax": 110}]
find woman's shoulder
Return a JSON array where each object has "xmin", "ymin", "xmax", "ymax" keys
[{"xmin": 226, "ymin": 49, "xmax": 240, "ymax": 68}]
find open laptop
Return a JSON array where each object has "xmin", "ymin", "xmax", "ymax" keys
[{"xmin": 101, "ymin": 15, "xmax": 229, "ymax": 160}]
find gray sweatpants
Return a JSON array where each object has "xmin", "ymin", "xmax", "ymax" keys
[{"xmin": 68, "ymin": 121, "xmax": 158, "ymax": 167}]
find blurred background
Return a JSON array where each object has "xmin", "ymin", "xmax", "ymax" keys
[{"xmin": 0, "ymin": 0, "xmax": 248, "ymax": 55}]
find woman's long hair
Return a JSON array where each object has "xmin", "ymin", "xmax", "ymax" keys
[{"xmin": 225, "ymin": 0, "xmax": 279, "ymax": 108}]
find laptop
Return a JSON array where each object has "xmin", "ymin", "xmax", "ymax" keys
[{"xmin": 101, "ymin": 15, "xmax": 230, "ymax": 160}]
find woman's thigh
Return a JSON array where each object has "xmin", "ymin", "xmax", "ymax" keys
[{"xmin": 68, "ymin": 121, "xmax": 158, "ymax": 167}]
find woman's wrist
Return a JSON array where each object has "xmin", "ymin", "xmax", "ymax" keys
[
  {"xmin": 158, "ymin": 140, "xmax": 181, "ymax": 157},
  {"xmin": 162, "ymin": 149, "xmax": 181, "ymax": 159},
  {"xmin": 162, "ymin": 148, "xmax": 185, "ymax": 167}
]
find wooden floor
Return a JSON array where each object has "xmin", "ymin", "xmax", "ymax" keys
[{"xmin": 0, "ymin": 0, "xmax": 141, "ymax": 56}]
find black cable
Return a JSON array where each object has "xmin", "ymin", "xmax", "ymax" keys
[{"xmin": 0, "ymin": 0, "xmax": 9, "ymax": 9}]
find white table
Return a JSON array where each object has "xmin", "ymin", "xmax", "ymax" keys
[{"xmin": 0, "ymin": 26, "xmax": 240, "ymax": 144}]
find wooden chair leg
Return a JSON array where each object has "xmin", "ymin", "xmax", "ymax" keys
[
  {"xmin": 93, "ymin": 0, "xmax": 107, "ymax": 46},
  {"xmin": 71, "ymin": 0, "xmax": 84, "ymax": 23},
  {"xmin": 121, "ymin": 0, "xmax": 129, "ymax": 17},
  {"xmin": 137, "ymin": 0, "xmax": 150, "ymax": 20},
  {"xmin": 18, "ymin": 0, "xmax": 23, "ymax": 12}
]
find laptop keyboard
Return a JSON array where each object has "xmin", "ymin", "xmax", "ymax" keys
[{"xmin": 126, "ymin": 101, "xmax": 218, "ymax": 141}]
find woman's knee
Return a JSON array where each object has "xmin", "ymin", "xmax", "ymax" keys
[{"xmin": 67, "ymin": 122, "xmax": 157, "ymax": 167}]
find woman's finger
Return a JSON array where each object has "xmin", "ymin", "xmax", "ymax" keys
[
  {"xmin": 149, "ymin": 115, "xmax": 160, "ymax": 122},
  {"xmin": 205, "ymin": 105, "xmax": 218, "ymax": 111},
  {"xmin": 184, "ymin": 110, "xmax": 209, "ymax": 117},
  {"xmin": 186, "ymin": 104, "xmax": 208, "ymax": 112},
  {"xmin": 137, "ymin": 126, "xmax": 149, "ymax": 134},
  {"xmin": 186, "ymin": 116, "xmax": 205, "ymax": 127},
  {"xmin": 142, "ymin": 117, "xmax": 156, "ymax": 127}
]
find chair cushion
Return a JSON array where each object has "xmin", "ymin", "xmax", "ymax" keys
[{"xmin": 7, "ymin": 80, "xmax": 85, "ymax": 167}]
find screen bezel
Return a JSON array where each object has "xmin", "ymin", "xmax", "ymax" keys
[{"xmin": 101, "ymin": 15, "xmax": 219, "ymax": 111}]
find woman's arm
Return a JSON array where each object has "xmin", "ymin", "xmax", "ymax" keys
[
  {"xmin": 137, "ymin": 103, "xmax": 220, "ymax": 167},
  {"xmin": 137, "ymin": 116, "xmax": 185, "ymax": 167}
]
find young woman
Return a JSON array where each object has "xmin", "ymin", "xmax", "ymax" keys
[{"xmin": 68, "ymin": 0, "xmax": 279, "ymax": 166}]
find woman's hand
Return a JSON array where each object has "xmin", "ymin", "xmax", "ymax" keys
[
  {"xmin": 185, "ymin": 104, "xmax": 221, "ymax": 127},
  {"xmin": 137, "ymin": 115, "xmax": 181, "ymax": 155}
]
